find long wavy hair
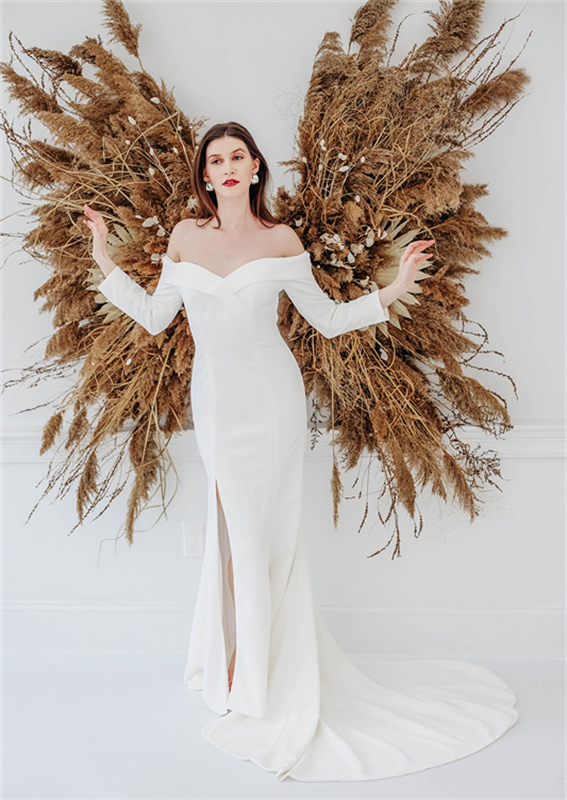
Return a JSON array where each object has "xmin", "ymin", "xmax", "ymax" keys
[{"xmin": 191, "ymin": 121, "xmax": 280, "ymax": 229}]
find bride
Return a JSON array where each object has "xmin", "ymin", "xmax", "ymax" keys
[{"xmin": 83, "ymin": 121, "xmax": 517, "ymax": 784}]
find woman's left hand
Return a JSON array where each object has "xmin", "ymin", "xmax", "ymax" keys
[{"xmin": 397, "ymin": 240, "xmax": 435, "ymax": 291}]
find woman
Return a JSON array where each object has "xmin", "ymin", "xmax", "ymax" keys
[{"xmin": 84, "ymin": 121, "xmax": 518, "ymax": 782}]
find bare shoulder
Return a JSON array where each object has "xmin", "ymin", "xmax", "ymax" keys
[
  {"xmin": 166, "ymin": 219, "xmax": 196, "ymax": 261},
  {"xmin": 273, "ymin": 223, "xmax": 305, "ymax": 257}
]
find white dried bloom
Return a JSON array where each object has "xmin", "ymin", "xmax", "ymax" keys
[
  {"xmin": 150, "ymin": 253, "xmax": 161, "ymax": 262},
  {"xmin": 125, "ymin": 357, "xmax": 132, "ymax": 365},
  {"xmin": 127, "ymin": 116, "xmax": 136, "ymax": 125},
  {"xmin": 301, "ymin": 156, "xmax": 307, "ymax": 163},
  {"xmin": 125, "ymin": 139, "xmax": 131, "ymax": 145},
  {"xmin": 355, "ymin": 195, "xmax": 360, "ymax": 202},
  {"xmin": 365, "ymin": 236, "xmax": 374, "ymax": 247},
  {"xmin": 337, "ymin": 165, "xmax": 349, "ymax": 172},
  {"xmin": 150, "ymin": 97, "xmax": 160, "ymax": 104},
  {"xmin": 172, "ymin": 147, "xmax": 179, "ymax": 154},
  {"xmin": 148, "ymin": 167, "xmax": 155, "ymax": 176},
  {"xmin": 338, "ymin": 153, "xmax": 347, "ymax": 160},
  {"xmin": 347, "ymin": 252, "xmax": 355, "ymax": 263},
  {"xmin": 319, "ymin": 139, "xmax": 325, "ymax": 146},
  {"xmin": 294, "ymin": 217, "xmax": 303, "ymax": 227},
  {"xmin": 156, "ymin": 227, "xmax": 166, "ymax": 237},
  {"xmin": 142, "ymin": 216, "xmax": 160, "ymax": 227},
  {"xmin": 360, "ymin": 156, "xmax": 365, "ymax": 163},
  {"xmin": 135, "ymin": 214, "xmax": 143, "ymax": 219}
]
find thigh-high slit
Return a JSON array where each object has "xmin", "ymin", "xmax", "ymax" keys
[{"xmin": 215, "ymin": 479, "xmax": 236, "ymax": 700}]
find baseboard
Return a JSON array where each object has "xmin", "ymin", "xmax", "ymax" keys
[{"xmin": 1, "ymin": 422, "xmax": 565, "ymax": 463}]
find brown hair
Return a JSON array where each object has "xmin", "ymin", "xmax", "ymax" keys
[{"xmin": 191, "ymin": 121, "xmax": 280, "ymax": 229}]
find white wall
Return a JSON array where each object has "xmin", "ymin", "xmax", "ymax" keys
[{"xmin": 2, "ymin": 1, "xmax": 564, "ymax": 658}]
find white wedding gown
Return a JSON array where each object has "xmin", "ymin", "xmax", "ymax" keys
[{"xmin": 98, "ymin": 250, "xmax": 519, "ymax": 782}]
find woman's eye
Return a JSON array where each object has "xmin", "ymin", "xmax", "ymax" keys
[{"xmin": 212, "ymin": 155, "xmax": 243, "ymax": 164}]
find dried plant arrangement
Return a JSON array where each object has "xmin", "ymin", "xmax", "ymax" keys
[{"xmin": 1, "ymin": 0, "xmax": 531, "ymax": 558}]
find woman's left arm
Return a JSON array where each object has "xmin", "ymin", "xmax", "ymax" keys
[
  {"xmin": 283, "ymin": 254, "xmax": 390, "ymax": 338},
  {"xmin": 282, "ymin": 239, "xmax": 434, "ymax": 340}
]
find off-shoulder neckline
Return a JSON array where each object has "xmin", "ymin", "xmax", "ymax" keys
[{"xmin": 162, "ymin": 251, "xmax": 308, "ymax": 281}]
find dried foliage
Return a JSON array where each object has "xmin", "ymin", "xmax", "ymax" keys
[
  {"xmin": 1, "ymin": 0, "xmax": 531, "ymax": 557},
  {"xmin": 273, "ymin": 0, "xmax": 531, "ymax": 557}
]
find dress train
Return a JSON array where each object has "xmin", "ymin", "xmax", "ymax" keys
[{"xmin": 197, "ymin": 497, "xmax": 518, "ymax": 782}]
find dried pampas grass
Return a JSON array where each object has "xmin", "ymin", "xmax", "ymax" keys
[{"xmin": 1, "ymin": 0, "xmax": 531, "ymax": 558}]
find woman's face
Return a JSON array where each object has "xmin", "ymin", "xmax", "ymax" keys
[{"xmin": 203, "ymin": 136, "xmax": 260, "ymax": 196}]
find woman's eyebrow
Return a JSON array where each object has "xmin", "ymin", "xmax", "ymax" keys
[{"xmin": 208, "ymin": 148, "xmax": 245, "ymax": 159}]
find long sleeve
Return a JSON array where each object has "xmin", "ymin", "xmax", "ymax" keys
[
  {"xmin": 97, "ymin": 263, "xmax": 184, "ymax": 335},
  {"xmin": 283, "ymin": 256, "xmax": 389, "ymax": 339}
]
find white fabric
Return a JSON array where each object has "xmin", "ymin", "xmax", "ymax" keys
[{"xmin": 97, "ymin": 251, "xmax": 518, "ymax": 782}]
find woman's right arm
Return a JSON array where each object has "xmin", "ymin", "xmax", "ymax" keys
[{"xmin": 84, "ymin": 204, "xmax": 184, "ymax": 335}]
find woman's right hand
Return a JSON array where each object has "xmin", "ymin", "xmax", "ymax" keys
[{"xmin": 83, "ymin": 203, "xmax": 112, "ymax": 272}]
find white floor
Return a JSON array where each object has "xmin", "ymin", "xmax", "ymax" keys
[{"xmin": 1, "ymin": 652, "xmax": 564, "ymax": 799}]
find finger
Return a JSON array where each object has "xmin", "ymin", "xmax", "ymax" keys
[{"xmin": 407, "ymin": 240, "xmax": 433, "ymax": 252}]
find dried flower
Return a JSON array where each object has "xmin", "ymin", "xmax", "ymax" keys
[{"xmin": 142, "ymin": 216, "xmax": 159, "ymax": 227}]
